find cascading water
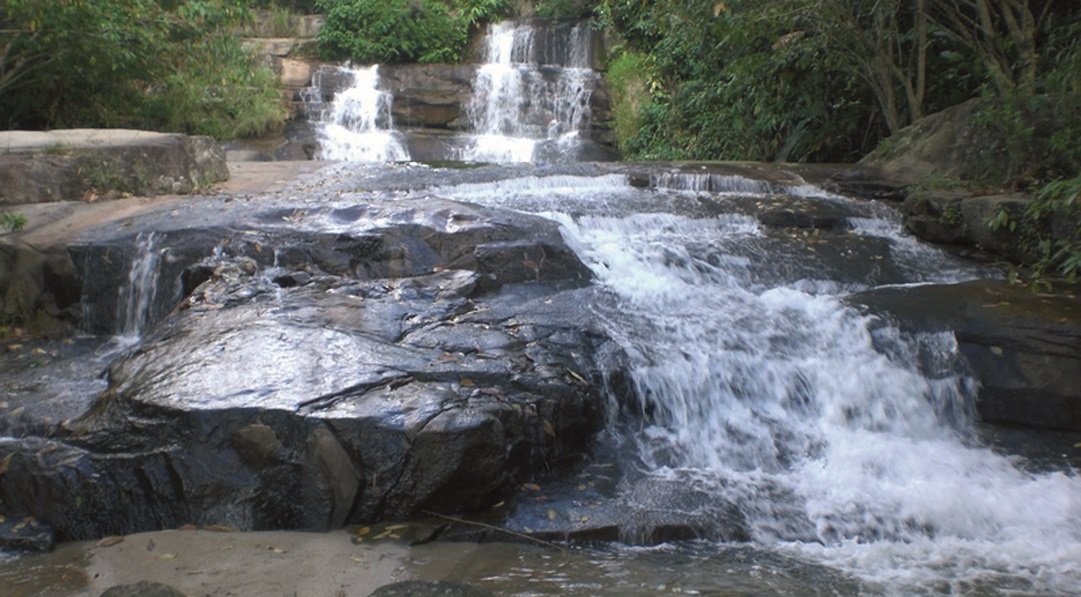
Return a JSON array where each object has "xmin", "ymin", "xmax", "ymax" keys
[
  {"xmin": 315, "ymin": 65, "xmax": 410, "ymax": 162},
  {"xmin": 461, "ymin": 21, "xmax": 599, "ymax": 163},
  {"xmin": 431, "ymin": 171, "xmax": 1081, "ymax": 593},
  {"xmin": 116, "ymin": 231, "xmax": 161, "ymax": 339}
]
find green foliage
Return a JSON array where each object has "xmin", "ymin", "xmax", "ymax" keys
[
  {"xmin": 534, "ymin": 0, "xmax": 597, "ymax": 19},
  {"xmin": 316, "ymin": 0, "xmax": 510, "ymax": 65},
  {"xmin": 1, "ymin": 212, "xmax": 28, "ymax": 232},
  {"xmin": 604, "ymin": 51, "xmax": 650, "ymax": 155},
  {"xmin": 142, "ymin": 36, "xmax": 286, "ymax": 139},
  {"xmin": 1030, "ymin": 175, "xmax": 1081, "ymax": 282},
  {"xmin": 0, "ymin": 0, "xmax": 284, "ymax": 139},
  {"xmin": 598, "ymin": 0, "xmax": 879, "ymax": 162}
]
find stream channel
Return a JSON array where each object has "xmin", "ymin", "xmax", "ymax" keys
[{"xmin": 2, "ymin": 18, "xmax": 1081, "ymax": 597}]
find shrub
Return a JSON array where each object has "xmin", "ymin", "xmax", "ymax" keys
[{"xmin": 315, "ymin": 0, "xmax": 510, "ymax": 64}]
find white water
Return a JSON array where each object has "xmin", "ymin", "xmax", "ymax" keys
[
  {"xmin": 317, "ymin": 66, "xmax": 410, "ymax": 162},
  {"xmin": 432, "ymin": 172, "xmax": 1081, "ymax": 593},
  {"xmin": 461, "ymin": 21, "xmax": 598, "ymax": 163},
  {"xmin": 116, "ymin": 231, "xmax": 161, "ymax": 339}
]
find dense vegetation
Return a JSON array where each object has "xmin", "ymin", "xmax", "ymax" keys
[
  {"xmin": 1, "ymin": 0, "xmax": 1077, "ymax": 279},
  {"xmin": 594, "ymin": 0, "xmax": 1080, "ymax": 280},
  {"xmin": 0, "ymin": 0, "xmax": 285, "ymax": 138},
  {"xmin": 315, "ymin": 0, "xmax": 511, "ymax": 63}
]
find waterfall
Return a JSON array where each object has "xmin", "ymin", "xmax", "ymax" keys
[
  {"xmin": 430, "ymin": 173, "xmax": 1081, "ymax": 593},
  {"xmin": 316, "ymin": 65, "xmax": 410, "ymax": 162},
  {"xmin": 116, "ymin": 231, "xmax": 161, "ymax": 338},
  {"xmin": 461, "ymin": 21, "xmax": 599, "ymax": 163}
]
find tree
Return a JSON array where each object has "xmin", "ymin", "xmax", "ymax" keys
[
  {"xmin": 928, "ymin": 0, "xmax": 1054, "ymax": 96},
  {"xmin": 793, "ymin": 0, "xmax": 931, "ymax": 133}
]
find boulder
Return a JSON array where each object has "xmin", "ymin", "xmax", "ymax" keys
[
  {"xmin": 848, "ymin": 280, "xmax": 1081, "ymax": 431},
  {"xmin": 0, "ymin": 194, "xmax": 615, "ymax": 541},
  {"xmin": 860, "ymin": 95, "xmax": 1081, "ymax": 187},
  {"xmin": 0, "ymin": 130, "xmax": 228, "ymax": 206}
]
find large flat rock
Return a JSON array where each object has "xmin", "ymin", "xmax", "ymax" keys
[{"xmin": 0, "ymin": 129, "xmax": 228, "ymax": 206}]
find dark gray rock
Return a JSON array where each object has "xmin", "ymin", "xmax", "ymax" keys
[
  {"xmin": 849, "ymin": 280, "xmax": 1081, "ymax": 431},
  {"xmin": 369, "ymin": 581, "xmax": 494, "ymax": 597},
  {"xmin": 100, "ymin": 581, "xmax": 188, "ymax": 597},
  {"xmin": 0, "ymin": 514, "xmax": 54, "ymax": 552},
  {"xmin": 0, "ymin": 194, "xmax": 614, "ymax": 542}
]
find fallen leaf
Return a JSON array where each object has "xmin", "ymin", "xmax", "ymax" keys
[
  {"xmin": 580, "ymin": 516, "xmax": 590, "ymax": 523},
  {"xmin": 0, "ymin": 514, "xmax": 6, "ymax": 523},
  {"xmin": 0, "ymin": 453, "xmax": 13, "ymax": 475},
  {"xmin": 6, "ymin": 344, "xmax": 22, "ymax": 351},
  {"xmin": 565, "ymin": 369, "xmax": 588, "ymax": 385},
  {"xmin": 490, "ymin": 501, "xmax": 505, "ymax": 509},
  {"xmin": 521, "ymin": 483, "xmax": 542, "ymax": 492},
  {"xmin": 459, "ymin": 378, "xmax": 475, "ymax": 387},
  {"xmin": 990, "ymin": 346, "xmax": 1004, "ymax": 356},
  {"xmin": 356, "ymin": 526, "xmax": 371, "ymax": 537},
  {"xmin": 97, "ymin": 536, "xmax": 125, "ymax": 548},
  {"xmin": 204, "ymin": 524, "xmax": 235, "ymax": 533},
  {"xmin": 31, "ymin": 348, "xmax": 47, "ymax": 355},
  {"xmin": 384, "ymin": 524, "xmax": 409, "ymax": 531},
  {"xmin": 159, "ymin": 553, "xmax": 177, "ymax": 560},
  {"xmin": 547, "ymin": 509, "xmax": 558, "ymax": 521},
  {"xmin": 268, "ymin": 547, "xmax": 287, "ymax": 554},
  {"xmin": 541, "ymin": 418, "xmax": 556, "ymax": 437}
]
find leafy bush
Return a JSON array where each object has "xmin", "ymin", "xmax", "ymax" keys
[
  {"xmin": 0, "ymin": 0, "xmax": 284, "ymax": 139},
  {"xmin": 141, "ymin": 36, "xmax": 286, "ymax": 138},
  {"xmin": 534, "ymin": 0, "xmax": 597, "ymax": 18},
  {"xmin": 598, "ymin": 0, "xmax": 878, "ymax": 162},
  {"xmin": 316, "ymin": 0, "xmax": 510, "ymax": 64}
]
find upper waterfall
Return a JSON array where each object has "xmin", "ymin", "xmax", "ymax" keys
[
  {"xmin": 459, "ymin": 20, "xmax": 602, "ymax": 163},
  {"xmin": 312, "ymin": 65, "xmax": 411, "ymax": 162}
]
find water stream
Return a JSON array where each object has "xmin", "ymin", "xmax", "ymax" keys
[
  {"xmin": 115, "ymin": 231, "xmax": 161, "ymax": 339},
  {"xmin": 314, "ymin": 65, "xmax": 411, "ymax": 162},
  {"xmin": 459, "ymin": 21, "xmax": 598, "ymax": 163},
  {"xmin": 430, "ymin": 171, "xmax": 1081, "ymax": 594},
  {"xmin": 4, "ymin": 166, "xmax": 1079, "ymax": 595}
]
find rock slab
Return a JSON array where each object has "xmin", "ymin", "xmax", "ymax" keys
[{"xmin": 0, "ymin": 130, "xmax": 228, "ymax": 206}]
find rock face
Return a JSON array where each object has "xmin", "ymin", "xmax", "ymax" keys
[
  {"xmin": 0, "ymin": 130, "xmax": 228, "ymax": 206},
  {"xmin": 849, "ymin": 280, "xmax": 1081, "ymax": 431},
  {"xmin": 0, "ymin": 192, "xmax": 614, "ymax": 542},
  {"xmin": 860, "ymin": 95, "xmax": 1081, "ymax": 187}
]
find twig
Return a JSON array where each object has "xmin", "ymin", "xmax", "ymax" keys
[{"xmin": 420, "ymin": 510, "xmax": 569, "ymax": 552}]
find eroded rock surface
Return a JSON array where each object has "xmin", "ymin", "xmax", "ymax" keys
[
  {"xmin": 0, "ymin": 188, "xmax": 614, "ymax": 542},
  {"xmin": 850, "ymin": 280, "xmax": 1081, "ymax": 431}
]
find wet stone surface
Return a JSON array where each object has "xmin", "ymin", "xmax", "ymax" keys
[{"xmin": 0, "ymin": 172, "xmax": 617, "ymax": 543}]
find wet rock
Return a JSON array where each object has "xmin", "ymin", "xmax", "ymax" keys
[
  {"xmin": 1, "ymin": 194, "xmax": 615, "ymax": 541},
  {"xmin": 849, "ymin": 280, "xmax": 1081, "ymax": 431},
  {"xmin": 100, "ymin": 581, "xmax": 188, "ymax": 597},
  {"xmin": 0, "ymin": 241, "xmax": 79, "ymax": 334},
  {"xmin": 273, "ymin": 270, "xmax": 311, "ymax": 287},
  {"xmin": 756, "ymin": 197, "xmax": 854, "ymax": 231},
  {"xmin": 369, "ymin": 581, "xmax": 494, "ymax": 597},
  {"xmin": 0, "ymin": 514, "xmax": 54, "ymax": 552}
]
